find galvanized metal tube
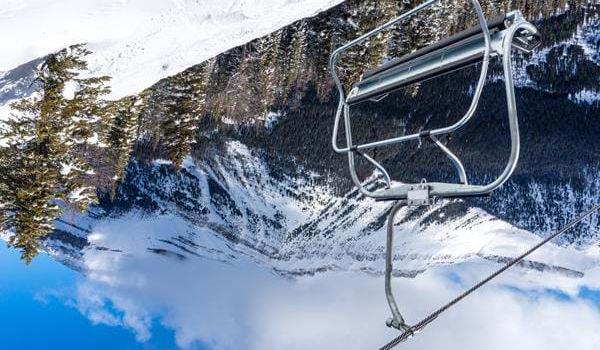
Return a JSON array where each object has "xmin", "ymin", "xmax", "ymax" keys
[
  {"xmin": 385, "ymin": 201, "xmax": 410, "ymax": 331},
  {"xmin": 430, "ymin": 135, "xmax": 469, "ymax": 184},
  {"xmin": 331, "ymin": 99, "xmax": 348, "ymax": 153}
]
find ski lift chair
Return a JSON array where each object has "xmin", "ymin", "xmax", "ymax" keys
[{"xmin": 329, "ymin": 0, "xmax": 540, "ymax": 335}]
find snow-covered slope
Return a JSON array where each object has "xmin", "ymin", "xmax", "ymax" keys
[
  {"xmin": 38, "ymin": 141, "xmax": 598, "ymax": 279},
  {"xmin": 0, "ymin": 0, "xmax": 343, "ymax": 99},
  {"xmin": 1, "ymin": 2, "xmax": 597, "ymax": 275}
]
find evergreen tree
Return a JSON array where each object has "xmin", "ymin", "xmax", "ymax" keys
[
  {"xmin": 0, "ymin": 44, "xmax": 110, "ymax": 263},
  {"xmin": 256, "ymin": 29, "xmax": 287, "ymax": 109},
  {"xmin": 286, "ymin": 20, "xmax": 309, "ymax": 89},
  {"xmin": 337, "ymin": 0, "xmax": 398, "ymax": 88},
  {"xmin": 104, "ymin": 96, "xmax": 142, "ymax": 198},
  {"xmin": 160, "ymin": 62, "xmax": 211, "ymax": 170},
  {"xmin": 305, "ymin": 9, "xmax": 337, "ymax": 99}
]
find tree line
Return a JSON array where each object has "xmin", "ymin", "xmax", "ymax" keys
[{"xmin": 0, "ymin": 45, "xmax": 211, "ymax": 263}]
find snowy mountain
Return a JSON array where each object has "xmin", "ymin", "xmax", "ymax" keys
[
  {"xmin": 0, "ymin": 2, "xmax": 599, "ymax": 348},
  {"xmin": 12, "ymin": 137, "xmax": 594, "ymax": 350},
  {"xmin": 0, "ymin": 1, "xmax": 598, "ymax": 280},
  {"xmin": 28, "ymin": 140, "xmax": 596, "ymax": 281},
  {"xmin": 0, "ymin": 0, "xmax": 343, "ymax": 99}
]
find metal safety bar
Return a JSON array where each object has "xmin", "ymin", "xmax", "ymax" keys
[{"xmin": 330, "ymin": 0, "xmax": 540, "ymax": 201}]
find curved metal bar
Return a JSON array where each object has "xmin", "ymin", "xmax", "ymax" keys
[
  {"xmin": 359, "ymin": 151, "xmax": 392, "ymax": 188},
  {"xmin": 331, "ymin": 0, "xmax": 492, "ymax": 198},
  {"xmin": 385, "ymin": 201, "xmax": 411, "ymax": 331},
  {"xmin": 331, "ymin": 99, "xmax": 348, "ymax": 153},
  {"xmin": 471, "ymin": 20, "xmax": 539, "ymax": 194},
  {"xmin": 430, "ymin": 135, "xmax": 469, "ymax": 184}
]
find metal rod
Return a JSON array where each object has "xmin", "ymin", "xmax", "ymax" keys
[
  {"xmin": 331, "ymin": 99, "xmax": 347, "ymax": 153},
  {"xmin": 385, "ymin": 201, "xmax": 410, "ymax": 332},
  {"xmin": 430, "ymin": 135, "xmax": 468, "ymax": 184}
]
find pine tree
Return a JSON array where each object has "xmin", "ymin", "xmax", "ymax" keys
[
  {"xmin": 205, "ymin": 50, "xmax": 235, "ymax": 120},
  {"xmin": 305, "ymin": 9, "xmax": 337, "ymax": 99},
  {"xmin": 285, "ymin": 20, "xmax": 310, "ymax": 98},
  {"xmin": 0, "ymin": 109, "xmax": 59, "ymax": 264},
  {"xmin": 255, "ymin": 29, "xmax": 286, "ymax": 109},
  {"xmin": 160, "ymin": 62, "xmax": 211, "ymax": 170},
  {"xmin": 341, "ymin": 0, "xmax": 398, "ymax": 86},
  {"xmin": 0, "ymin": 44, "xmax": 111, "ymax": 263},
  {"xmin": 104, "ymin": 96, "xmax": 142, "ymax": 198},
  {"xmin": 223, "ymin": 45, "xmax": 265, "ymax": 120}
]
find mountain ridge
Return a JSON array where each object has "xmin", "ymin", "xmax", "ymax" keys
[{"xmin": 0, "ymin": 0, "xmax": 598, "ymax": 271}]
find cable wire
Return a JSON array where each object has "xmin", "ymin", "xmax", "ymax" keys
[{"xmin": 380, "ymin": 203, "xmax": 600, "ymax": 350}]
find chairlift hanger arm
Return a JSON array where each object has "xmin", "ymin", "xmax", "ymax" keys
[{"xmin": 328, "ymin": 3, "xmax": 546, "ymax": 346}]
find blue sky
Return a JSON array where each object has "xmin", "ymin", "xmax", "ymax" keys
[{"xmin": 0, "ymin": 242, "xmax": 190, "ymax": 350}]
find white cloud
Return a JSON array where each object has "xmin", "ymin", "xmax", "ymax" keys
[{"xmin": 69, "ymin": 243, "xmax": 600, "ymax": 350}]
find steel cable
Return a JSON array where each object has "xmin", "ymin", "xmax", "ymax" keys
[{"xmin": 380, "ymin": 203, "xmax": 600, "ymax": 350}]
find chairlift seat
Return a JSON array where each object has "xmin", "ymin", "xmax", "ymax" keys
[
  {"xmin": 330, "ymin": 3, "xmax": 540, "ymax": 204},
  {"xmin": 373, "ymin": 182, "xmax": 490, "ymax": 201},
  {"xmin": 346, "ymin": 11, "xmax": 540, "ymax": 105}
]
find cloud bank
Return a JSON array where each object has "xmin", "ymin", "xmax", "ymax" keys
[{"xmin": 67, "ymin": 240, "xmax": 600, "ymax": 350}]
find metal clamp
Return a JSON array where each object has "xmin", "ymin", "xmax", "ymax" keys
[{"xmin": 407, "ymin": 182, "xmax": 434, "ymax": 206}]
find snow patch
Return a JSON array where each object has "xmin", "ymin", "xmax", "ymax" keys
[
  {"xmin": 569, "ymin": 89, "xmax": 600, "ymax": 104},
  {"xmin": 62, "ymin": 80, "xmax": 79, "ymax": 100},
  {"xmin": 0, "ymin": 0, "xmax": 344, "ymax": 99},
  {"xmin": 152, "ymin": 159, "xmax": 173, "ymax": 166},
  {"xmin": 263, "ymin": 111, "xmax": 282, "ymax": 130}
]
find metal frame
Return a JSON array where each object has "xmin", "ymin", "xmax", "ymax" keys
[
  {"xmin": 328, "ymin": 0, "xmax": 540, "ymax": 334},
  {"xmin": 330, "ymin": 0, "xmax": 539, "ymax": 201}
]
